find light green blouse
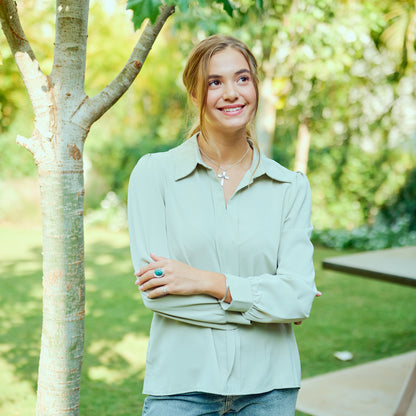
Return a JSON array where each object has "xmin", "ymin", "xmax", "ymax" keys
[{"xmin": 128, "ymin": 134, "xmax": 317, "ymax": 396}]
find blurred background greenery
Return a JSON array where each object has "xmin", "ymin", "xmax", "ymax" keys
[{"xmin": 1, "ymin": 0, "xmax": 415, "ymax": 250}]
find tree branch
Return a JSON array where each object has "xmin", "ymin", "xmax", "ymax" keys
[
  {"xmin": 74, "ymin": 4, "xmax": 175, "ymax": 128},
  {"xmin": 0, "ymin": 0, "xmax": 55, "ymax": 153},
  {"xmin": 0, "ymin": 0, "xmax": 48, "ymax": 99},
  {"xmin": 0, "ymin": 0, "xmax": 36, "ymax": 61}
]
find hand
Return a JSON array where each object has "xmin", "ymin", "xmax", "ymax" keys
[
  {"xmin": 294, "ymin": 290, "xmax": 322, "ymax": 326},
  {"xmin": 135, "ymin": 253, "xmax": 209, "ymax": 299}
]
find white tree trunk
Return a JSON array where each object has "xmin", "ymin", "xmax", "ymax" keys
[
  {"xmin": 16, "ymin": 1, "xmax": 90, "ymax": 412},
  {"xmin": 0, "ymin": 1, "xmax": 175, "ymax": 414},
  {"xmin": 255, "ymin": 75, "xmax": 276, "ymax": 158},
  {"xmin": 294, "ymin": 122, "xmax": 311, "ymax": 173},
  {"xmin": 37, "ymin": 169, "xmax": 85, "ymax": 414}
]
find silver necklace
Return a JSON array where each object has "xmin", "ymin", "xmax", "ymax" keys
[{"xmin": 199, "ymin": 145, "xmax": 250, "ymax": 186}]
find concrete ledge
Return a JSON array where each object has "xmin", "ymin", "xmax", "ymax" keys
[{"xmin": 297, "ymin": 351, "xmax": 416, "ymax": 416}]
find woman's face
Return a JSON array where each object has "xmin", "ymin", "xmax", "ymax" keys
[{"xmin": 199, "ymin": 47, "xmax": 257, "ymax": 137}]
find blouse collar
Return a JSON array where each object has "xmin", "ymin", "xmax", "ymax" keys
[{"xmin": 174, "ymin": 133, "xmax": 295, "ymax": 184}]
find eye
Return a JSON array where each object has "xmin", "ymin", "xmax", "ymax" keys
[
  {"xmin": 237, "ymin": 75, "xmax": 250, "ymax": 84},
  {"xmin": 208, "ymin": 79, "xmax": 221, "ymax": 88}
]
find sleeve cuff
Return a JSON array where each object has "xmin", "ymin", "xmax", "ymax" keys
[{"xmin": 220, "ymin": 274, "xmax": 253, "ymax": 312}]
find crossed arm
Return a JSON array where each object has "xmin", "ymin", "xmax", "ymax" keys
[{"xmin": 128, "ymin": 154, "xmax": 318, "ymax": 329}]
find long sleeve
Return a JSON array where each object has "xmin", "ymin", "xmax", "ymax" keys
[
  {"xmin": 222, "ymin": 172, "xmax": 317, "ymax": 323},
  {"xmin": 127, "ymin": 153, "xmax": 251, "ymax": 329}
]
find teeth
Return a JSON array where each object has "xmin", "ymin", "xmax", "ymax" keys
[{"xmin": 222, "ymin": 107, "xmax": 242, "ymax": 112}]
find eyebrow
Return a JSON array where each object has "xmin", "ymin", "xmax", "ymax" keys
[{"xmin": 208, "ymin": 69, "xmax": 251, "ymax": 79}]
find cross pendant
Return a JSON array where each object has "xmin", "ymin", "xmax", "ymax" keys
[{"xmin": 218, "ymin": 171, "xmax": 229, "ymax": 186}]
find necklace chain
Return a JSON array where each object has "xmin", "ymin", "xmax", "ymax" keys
[{"xmin": 199, "ymin": 144, "xmax": 250, "ymax": 186}]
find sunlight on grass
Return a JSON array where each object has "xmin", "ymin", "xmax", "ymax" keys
[
  {"xmin": 1, "ymin": 225, "xmax": 415, "ymax": 416},
  {"xmin": 88, "ymin": 333, "xmax": 148, "ymax": 383},
  {"xmin": 93, "ymin": 253, "xmax": 117, "ymax": 265},
  {"xmin": 0, "ymin": 355, "xmax": 36, "ymax": 416}
]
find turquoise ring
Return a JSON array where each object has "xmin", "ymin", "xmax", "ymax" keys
[{"xmin": 153, "ymin": 268, "xmax": 164, "ymax": 278}]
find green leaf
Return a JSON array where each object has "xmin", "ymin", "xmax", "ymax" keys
[
  {"xmin": 256, "ymin": 0, "xmax": 263, "ymax": 10},
  {"xmin": 219, "ymin": 0, "xmax": 234, "ymax": 16},
  {"xmin": 176, "ymin": 0, "xmax": 190, "ymax": 12},
  {"xmin": 126, "ymin": 0, "xmax": 163, "ymax": 29}
]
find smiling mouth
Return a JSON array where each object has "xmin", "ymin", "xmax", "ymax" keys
[{"xmin": 219, "ymin": 105, "xmax": 245, "ymax": 113}]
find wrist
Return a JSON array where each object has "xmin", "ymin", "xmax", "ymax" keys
[
  {"xmin": 203, "ymin": 271, "xmax": 227, "ymax": 299},
  {"xmin": 219, "ymin": 281, "xmax": 230, "ymax": 302}
]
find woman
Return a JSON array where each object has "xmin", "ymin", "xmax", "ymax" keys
[{"xmin": 128, "ymin": 35, "xmax": 318, "ymax": 416}]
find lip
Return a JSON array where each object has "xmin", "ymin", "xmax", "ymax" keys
[{"xmin": 218, "ymin": 104, "xmax": 246, "ymax": 115}]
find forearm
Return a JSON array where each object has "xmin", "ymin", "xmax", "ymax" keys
[
  {"xmin": 141, "ymin": 293, "xmax": 250, "ymax": 328},
  {"xmin": 135, "ymin": 257, "xmax": 239, "ymax": 327},
  {"xmin": 201, "ymin": 270, "xmax": 232, "ymax": 303},
  {"xmin": 137, "ymin": 254, "xmax": 232, "ymax": 302}
]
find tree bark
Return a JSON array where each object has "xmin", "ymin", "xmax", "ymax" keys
[
  {"xmin": 255, "ymin": 74, "xmax": 276, "ymax": 158},
  {"xmin": 294, "ymin": 121, "xmax": 311, "ymax": 173},
  {"xmin": 0, "ymin": 1, "xmax": 175, "ymax": 414},
  {"xmin": 36, "ymin": 168, "xmax": 86, "ymax": 415}
]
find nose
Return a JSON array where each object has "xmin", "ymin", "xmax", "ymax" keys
[{"xmin": 223, "ymin": 82, "xmax": 238, "ymax": 100}]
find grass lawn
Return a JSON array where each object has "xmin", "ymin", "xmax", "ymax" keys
[{"xmin": 0, "ymin": 225, "xmax": 415, "ymax": 416}]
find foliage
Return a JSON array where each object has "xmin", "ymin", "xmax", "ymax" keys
[
  {"xmin": 312, "ymin": 167, "xmax": 416, "ymax": 250},
  {"xmin": 126, "ymin": 0, "xmax": 236, "ymax": 28},
  {"xmin": 0, "ymin": 0, "xmax": 54, "ymax": 131},
  {"xmin": 84, "ymin": 8, "xmax": 188, "ymax": 205},
  {"xmin": 378, "ymin": 167, "xmax": 416, "ymax": 231},
  {"xmin": 271, "ymin": 0, "xmax": 416, "ymax": 229},
  {"xmin": 0, "ymin": 111, "xmax": 36, "ymax": 177},
  {"xmin": 1, "ymin": 226, "xmax": 415, "ymax": 415},
  {"xmin": 1, "ymin": 0, "xmax": 416, "ymax": 234},
  {"xmin": 312, "ymin": 216, "xmax": 416, "ymax": 251},
  {"xmin": 0, "ymin": 0, "xmax": 55, "ymax": 177},
  {"xmin": 85, "ymin": 191, "xmax": 127, "ymax": 231},
  {"xmin": 0, "ymin": 51, "xmax": 19, "ymax": 134},
  {"xmin": 379, "ymin": 0, "xmax": 416, "ymax": 74}
]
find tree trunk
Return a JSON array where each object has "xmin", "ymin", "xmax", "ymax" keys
[
  {"xmin": 18, "ymin": 110, "xmax": 87, "ymax": 416},
  {"xmin": 37, "ymin": 168, "xmax": 86, "ymax": 415},
  {"xmin": 0, "ymin": 1, "xmax": 175, "ymax": 414},
  {"xmin": 294, "ymin": 121, "xmax": 311, "ymax": 173},
  {"xmin": 255, "ymin": 74, "xmax": 276, "ymax": 158}
]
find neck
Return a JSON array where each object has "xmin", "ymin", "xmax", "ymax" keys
[{"xmin": 198, "ymin": 126, "xmax": 249, "ymax": 166}]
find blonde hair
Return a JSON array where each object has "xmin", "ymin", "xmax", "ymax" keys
[{"xmin": 182, "ymin": 35, "xmax": 260, "ymax": 154}]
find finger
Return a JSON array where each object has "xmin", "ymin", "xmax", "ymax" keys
[
  {"xmin": 135, "ymin": 260, "xmax": 165, "ymax": 277},
  {"xmin": 146, "ymin": 284, "xmax": 169, "ymax": 299},
  {"xmin": 136, "ymin": 269, "xmax": 164, "ymax": 286},
  {"xmin": 135, "ymin": 270, "xmax": 150, "ymax": 285},
  {"xmin": 135, "ymin": 263, "xmax": 157, "ymax": 277},
  {"xmin": 135, "ymin": 266, "xmax": 150, "ymax": 277},
  {"xmin": 316, "ymin": 291, "xmax": 322, "ymax": 297},
  {"xmin": 150, "ymin": 253, "xmax": 167, "ymax": 262},
  {"xmin": 140, "ymin": 276, "xmax": 168, "ymax": 292}
]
